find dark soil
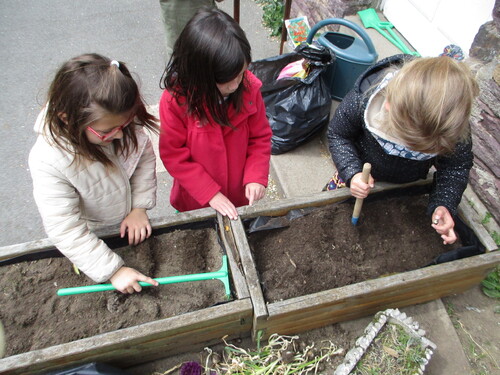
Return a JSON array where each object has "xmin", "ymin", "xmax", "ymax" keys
[
  {"xmin": 0, "ymin": 226, "xmax": 228, "ymax": 357},
  {"xmin": 248, "ymin": 194, "xmax": 459, "ymax": 303}
]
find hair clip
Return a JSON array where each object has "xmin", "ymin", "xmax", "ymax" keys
[{"xmin": 110, "ymin": 60, "xmax": 120, "ymax": 68}]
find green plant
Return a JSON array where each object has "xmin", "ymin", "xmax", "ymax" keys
[
  {"xmin": 204, "ymin": 333, "xmax": 343, "ymax": 374},
  {"xmin": 256, "ymin": 0, "xmax": 284, "ymax": 37},
  {"xmin": 491, "ymin": 231, "xmax": 500, "ymax": 247},
  {"xmin": 481, "ymin": 212, "xmax": 492, "ymax": 225},
  {"xmin": 481, "ymin": 266, "xmax": 500, "ymax": 299}
]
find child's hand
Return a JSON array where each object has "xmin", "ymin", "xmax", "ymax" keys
[
  {"xmin": 120, "ymin": 208, "xmax": 152, "ymax": 245},
  {"xmin": 209, "ymin": 192, "xmax": 238, "ymax": 220},
  {"xmin": 245, "ymin": 182, "xmax": 266, "ymax": 206},
  {"xmin": 431, "ymin": 206, "xmax": 457, "ymax": 244},
  {"xmin": 350, "ymin": 172, "xmax": 374, "ymax": 199},
  {"xmin": 109, "ymin": 266, "xmax": 159, "ymax": 294}
]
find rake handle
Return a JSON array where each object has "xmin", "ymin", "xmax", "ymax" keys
[
  {"xmin": 57, "ymin": 255, "xmax": 230, "ymax": 298},
  {"xmin": 352, "ymin": 163, "xmax": 372, "ymax": 225}
]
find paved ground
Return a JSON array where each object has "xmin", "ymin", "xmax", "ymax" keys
[{"xmin": 0, "ymin": 0, "xmax": 279, "ymax": 247}]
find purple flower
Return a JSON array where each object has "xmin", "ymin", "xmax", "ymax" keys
[{"xmin": 180, "ymin": 361, "xmax": 202, "ymax": 375}]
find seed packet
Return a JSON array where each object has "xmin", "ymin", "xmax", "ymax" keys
[{"xmin": 285, "ymin": 16, "xmax": 311, "ymax": 50}]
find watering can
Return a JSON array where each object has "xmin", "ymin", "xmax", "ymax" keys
[{"xmin": 306, "ymin": 18, "xmax": 378, "ymax": 100}]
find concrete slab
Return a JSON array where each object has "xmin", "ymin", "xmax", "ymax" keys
[{"xmin": 270, "ymin": 134, "xmax": 334, "ymax": 197}]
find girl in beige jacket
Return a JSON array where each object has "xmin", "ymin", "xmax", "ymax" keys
[{"xmin": 29, "ymin": 54, "xmax": 159, "ymax": 294}]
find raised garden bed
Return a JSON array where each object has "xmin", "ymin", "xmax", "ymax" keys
[
  {"xmin": 0, "ymin": 210, "xmax": 252, "ymax": 375},
  {"xmin": 229, "ymin": 179, "xmax": 500, "ymax": 340},
  {"xmin": 0, "ymin": 179, "xmax": 497, "ymax": 374}
]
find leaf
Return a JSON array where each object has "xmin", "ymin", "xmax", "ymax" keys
[
  {"xmin": 482, "ymin": 287, "xmax": 500, "ymax": 299},
  {"xmin": 383, "ymin": 345, "xmax": 399, "ymax": 358},
  {"xmin": 481, "ymin": 279, "xmax": 499, "ymax": 291}
]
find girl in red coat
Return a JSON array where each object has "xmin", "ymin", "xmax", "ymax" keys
[{"xmin": 159, "ymin": 7, "xmax": 272, "ymax": 220}]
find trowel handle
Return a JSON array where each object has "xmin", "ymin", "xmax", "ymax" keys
[
  {"xmin": 351, "ymin": 163, "xmax": 372, "ymax": 225},
  {"xmin": 306, "ymin": 18, "xmax": 377, "ymax": 55},
  {"xmin": 360, "ymin": 162, "xmax": 371, "ymax": 184}
]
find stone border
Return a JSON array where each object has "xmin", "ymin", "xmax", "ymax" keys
[{"xmin": 334, "ymin": 308, "xmax": 437, "ymax": 375}]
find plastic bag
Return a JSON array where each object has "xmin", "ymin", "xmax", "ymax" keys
[
  {"xmin": 249, "ymin": 43, "xmax": 335, "ymax": 154},
  {"xmin": 45, "ymin": 362, "xmax": 129, "ymax": 375}
]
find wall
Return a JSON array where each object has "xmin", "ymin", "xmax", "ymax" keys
[{"xmin": 469, "ymin": 9, "xmax": 500, "ymax": 223}]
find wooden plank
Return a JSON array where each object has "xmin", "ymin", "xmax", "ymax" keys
[
  {"xmin": 458, "ymin": 197, "xmax": 498, "ymax": 252},
  {"xmin": 229, "ymin": 217, "xmax": 269, "ymax": 340},
  {"xmin": 217, "ymin": 214, "xmax": 249, "ymax": 299},
  {"xmin": 0, "ymin": 208, "xmax": 216, "ymax": 261},
  {"xmin": 463, "ymin": 186, "xmax": 500, "ymax": 239},
  {"xmin": 236, "ymin": 177, "xmax": 433, "ymax": 219},
  {"xmin": 0, "ymin": 299, "xmax": 253, "ymax": 375},
  {"xmin": 254, "ymin": 251, "xmax": 499, "ymax": 338}
]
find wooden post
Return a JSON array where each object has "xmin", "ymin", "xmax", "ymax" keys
[
  {"xmin": 279, "ymin": 0, "xmax": 293, "ymax": 54},
  {"xmin": 233, "ymin": 0, "xmax": 240, "ymax": 23}
]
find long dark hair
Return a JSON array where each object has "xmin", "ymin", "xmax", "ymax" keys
[
  {"xmin": 45, "ymin": 53, "xmax": 158, "ymax": 166},
  {"xmin": 160, "ymin": 7, "xmax": 252, "ymax": 127}
]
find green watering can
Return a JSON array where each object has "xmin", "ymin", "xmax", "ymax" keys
[{"xmin": 306, "ymin": 18, "xmax": 378, "ymax": 100}]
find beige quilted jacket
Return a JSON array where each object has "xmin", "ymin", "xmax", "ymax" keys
[{"xmin": 29, "ymin": 112, "xmax": 157, "ymax": 282}]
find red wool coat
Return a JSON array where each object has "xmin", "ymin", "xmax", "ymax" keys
[{"xmin": 159, "ymin": 71, "xmax": 272, "ymax": 212}]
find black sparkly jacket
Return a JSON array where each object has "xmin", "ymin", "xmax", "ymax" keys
[{"xmin": 327, "ymin": 54, "xmax": 473, "ymax": 217}]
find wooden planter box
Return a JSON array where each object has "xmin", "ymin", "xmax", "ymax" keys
[
  {"xmin": 0, "ymin": 210, "xmax": 253, "ymax": 375},
  {"xmin": 229, "ymin": 179, "xmax": 500, "ymax": 340}
]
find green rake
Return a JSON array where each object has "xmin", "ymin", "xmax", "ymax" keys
[
  {"xmin": 57, "ymin": 255, "xmax": 231, "ymax": 299},
  {"xmin": 358, "ymin": 8, "xmax": 419, "ymax": 56}
]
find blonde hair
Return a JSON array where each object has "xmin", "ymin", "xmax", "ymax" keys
[{"xmin": 385, "ymin": 57, "xmax": 479, "ymax": 154}]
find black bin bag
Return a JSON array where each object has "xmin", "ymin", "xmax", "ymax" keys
[{"xmin": 249, "ymin": 43, "xmax": 335, "ymax": 154}]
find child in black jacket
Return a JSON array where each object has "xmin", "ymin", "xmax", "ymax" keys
[{"xmin": 327, "ymin": 55, "xmax": 478, "ymax": 245}]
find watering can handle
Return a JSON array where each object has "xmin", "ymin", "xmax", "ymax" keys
[{"xmin": 306, "ymin": 18, "xmax": 377, "ymax": 55}]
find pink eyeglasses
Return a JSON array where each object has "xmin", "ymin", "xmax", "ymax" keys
[{"xmin": 86, "ymin": 117, "xmax": 134, "ymax": 141}]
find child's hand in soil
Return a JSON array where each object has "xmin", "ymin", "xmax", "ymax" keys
[
  {"xmin": 110, "ymin": 266, "xmax": 159, "ymax": 294},
  {"xmin": 431, "ymin": 206, "xmax": 457, "ymax": 245},
  {"xmin": 120, "ymin": 208, "xmax": 152, "ymax": 245},
  {"xmin": 209, "ymin": 192, "xmax": 238, "ymax": 220},
  {"xmin": 350, "ymin": 172, "xmax": 374, "ymax": 199},
  {"xmin": 245, "ymin": 182, "xmax": 266, "ymax": 206}
]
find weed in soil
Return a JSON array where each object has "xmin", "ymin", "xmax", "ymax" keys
[{"xmin": 203, "ymin": 333, "xmax": 344, "ymax": 374}]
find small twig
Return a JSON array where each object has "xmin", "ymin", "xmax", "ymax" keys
[
  {"xmin": 457, "ymin": 320, "xmax": 499, "ymax": 369},
  {"xmin": 152, "ymin": 363, "xmax": 181, "ymax": 375},
  {"xmin": 285, "ymin": 251, "xmax": 297, "ymax": 268}
]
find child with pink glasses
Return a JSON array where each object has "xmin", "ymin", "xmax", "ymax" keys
[{"xmin": 29, "ymin": 53, "xmax": 159, "ymax": 294}]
